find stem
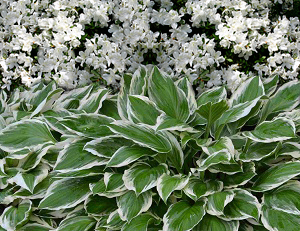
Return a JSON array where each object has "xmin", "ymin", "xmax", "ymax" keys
[
  {"xmin": 204, "ymin": 121, "xmax": 212, "ymax": 139},
  {"xmin": 215, "ymin": 124, "xmax": 225, "ymax": 140},
  {"xmin": 243, "ymin": 138, "xmax": 252, "ymax": 153}
]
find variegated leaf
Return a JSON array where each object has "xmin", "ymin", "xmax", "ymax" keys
[
  {"xmin": 0, "ymin": 200, "xmax": 32, "ymax": 231},
  {"xmin": 0, "ymin": 119, "xmax": 56, "ymax": 152},
  {"xmin": 148, "ymin": 66, "xmax": 190, "ymax": 122},
  {"xmin": 117, "ymin": 190, "xmax": 152, "ymax": 221},
  {"xmin": 229, "ymin": 76, "xmax": 264, "ymax": 106},
  {"xmin": 128, "ymin": 95, "xmax": 160, "ymax": 125},
  {"xmin": 243, "ymin": 117, "xmax": 295, "ymax": 143},
  {"xmin": 55, "ymin": 216, "xmax": 96, "ymax": 231},
  {"xmin": 197, "ymin": 86, "xmax": 227, "ymax": 107},
  {"xmin": 108, "ymin": 121, "xmax": 172, "ymax": 153},
  {"xmin": 163, "ymin": 200, "xmax": 206, "ymax": 231},
  {"xmin": 59, "ymin": 114, "xmax": 114, "ymax": 138},
  {"xmin": 123, "ymin": 163, "xmax": 169, "ymax": 195},
  {"xmin": 206, "ymin": 190, "xmax": 235, "ymax": 216},
  {"xmin": 194, "ymin": 215, "xmax": 239, "ymax": 231},
  {"xmin": 183, "ymin": 177, "xmax": 223, "ymax": 201},
  {"xmin": 38, "ymin": 176, "xmax": 98, "ymax": 210},
  {"xmin": 106, "ymin": 145, "xmax": 156, "ymax": 168},
  {"xmin": 54, "ymin": 139, "xmax": 108, "ymax": 172},
  {"xmin": 252, "ymin": 161, "xmax": 300, "ymax": 192},
  {"xmin": 157, "ymin": 173, "xmax": 189, "ymax": 203}
]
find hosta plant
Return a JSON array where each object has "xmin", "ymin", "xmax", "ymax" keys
[{"xmin": 0, "ymin": 66, "xmax": 300, "ymax": 231}]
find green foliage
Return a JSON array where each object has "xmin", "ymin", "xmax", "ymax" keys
[{"xmin": 0, "ymin": 66, "xmax": 300, "ymax": 230}]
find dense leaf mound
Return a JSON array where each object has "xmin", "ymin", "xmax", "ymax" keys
[{"xmin": 0, "ymin": 66, "xmax": 300, "ymax": 230}]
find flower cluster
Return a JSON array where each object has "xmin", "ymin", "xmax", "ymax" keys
[{"xmin": 0, "ymin": 0, "xmax": 299, "ymax": 92}]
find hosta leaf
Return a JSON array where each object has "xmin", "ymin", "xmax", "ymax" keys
[
  {"xmin": 0, "ymin": 119, "xmax": 56, "ymax": 152},
  {"xmin": 84, "ymin": 194, "xmax": 117, "ymax": 216},
  {"xmin": 206, "ymin": 191, "xmax": 235, "ymax": 216},
  {"xmin": 77, "ymin": 88, "xmax": 108, "ymax": 113},
  {"xmin": 0, "ymin": 200, "xmax": 32, "ymax": 231},
  {"xmin": 277, "ymin": 142, "xmax": 300, "ymax": 158},
  {"xmin": 155, "ymin": 114, "xmax": 197, "ymax": 133},
  {"xmin": 89, "ymin": 178, "xmax": 126, "ymax": 198},
  {"xmin": 103, "ymin": 210, "xmax": 126, "ymax": 230},
  {"xmin": 53, "ymin": 85, "xmax": 93, "ymax": 109},
  {"xmin": 183, "ymin": 177, "xmax": 223, "ymax": 201},
  {"xmin": 252, "ymin": 161, "xmax": 300, "ymax": 192},
  {"xmin": 129, "ymin": 66, "xmax": 148, "ymax": 95},
  {"xmin": 54, "ymin": 139, "xmax": 108, "ymax": 172},
  {"xmin": 197, "ymin": 100, "xmax": 229, "ymax": 125},
  {"xmin": 243, "ymin": 117, "xmax": 295, "ymax": 143},
  {"xmin": 30, "ymin": 88, "xmax": 63, "ymax": 118},
  {"xmin": 263, "ymin": 75, "xmax": 279, "ymax": 96},
  {"xmin": 108, "ymin": 121, "xmax": 171, "ymax": 153},
  {"xmin": 266, "ymin": 80, "xmax": 300, "ymax": 115},
  {"xmin": 99, "ymin": 99, "xmax": 121, "ymax": 120},
  {"xmin": 279, "ymin": 110, "xmax": 300, "ymax": 132},
  {"xmin": 229, "ymin": 76, "xmax": 264, "ymax": 106},
  {"xmin": 263, "ymin": 181, "xmax": 300, "ymax": 215},
  {"xmin": 19, "ymin": 223, "xmax": 53, "ymax": 231},
  {"xmin": 201, "ymin": 137, "xmax": 235, "ymax": 156},
  {"xmin": 239, "ymin": 142, "xmax": 278, "ymax": 161},
  {"xmin": 9, "ymin": 164, "xmax": 49, "ymax": 193},
  {"xmin": 163, "ymin": 131, "xmax": 184, "ymax": 171},
  {"xmin": 221, "ymin": 189, "xmax": 260, "ymax": 221},
  {"xmin": 38, "ymin": 176, "xmax": 98, "ymax": 210},
  {"xmin": 117, "ymin": 190, "xmax": 152, "ymax": 221},
  {"xmin": 261, "ymin": 205, "xmax": 300, "ymax": 231},
  {"xmin": 217, "ymin": 98, "xmax": 260, "ymax": 125},
  {"xmin": 123, "ymin": 163, "xmax": 169, "ymax": 195},
  {"xmin": 55, "ymin": 216, "xmax": 96, "ymax": 231},
  {"xmin": 194, "ymin": 214, "xmax": 239, "ymax": 231},
  {"xmin": 196, "ymin": 151, "xmax": 231, "ymax": 171},
  {"xmin": 128, "ymin": 95, "xmax": 160, "ymax": 125},
  {"xmin": 104, "ymin": 172, "xmax": 127, "ymax": 192},
  {"xmin": 176, "ymin": 77, "xmax": 197, "ymax": 114},
  {"xmin": 84, "ymin": 136, "xmax": 133, "ymax": 158},
  {"xmin": 223, "ymin": 162, "xmax": 256, "ymax": 188},
  {"xmin": 157, "ymin": 173, "xmax": 189, "ymax": 203},
  {"xmin": 106, "ymin": 145, "xmax": 156, "ymax": 168},
  {"xmin": 18, "ymin": 143, "xmax": 53, "ymax": 171},
  {"xmin": 196, "ymin": 86, "xmax": 227, "ymax": 107},
  {"xmin": 148, "ymin": 66, "xmax": 190, "ymax": 122},
  {"xmin": 208, "ymin": 162, "xmax": 242, "ymax": 175},
  {"xmin": 163, "ymin": 200, "xmax": 206, "ymax": 231},
  {"xmin": 121, "ymin": 213, "xmax": 158, "ymax": 231},
  {"xmin": 54, "ymin": 166, "xmax": 104, "ymax": 178},
  {"xmin": 118, "ymin": 73, "xmax": 132, "ymax": 120},
  {"xmin": 59, "ymin": 114, "xmax": 114, "ymax": 138}
]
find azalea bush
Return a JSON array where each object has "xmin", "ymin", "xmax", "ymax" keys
[
  {"xmin": 1, "ymin": 0, "xmax": 300, "ymax": 92},
  {"xmin": 0, "ymin": 66, "xmax": 300, "ymax": 230}
]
